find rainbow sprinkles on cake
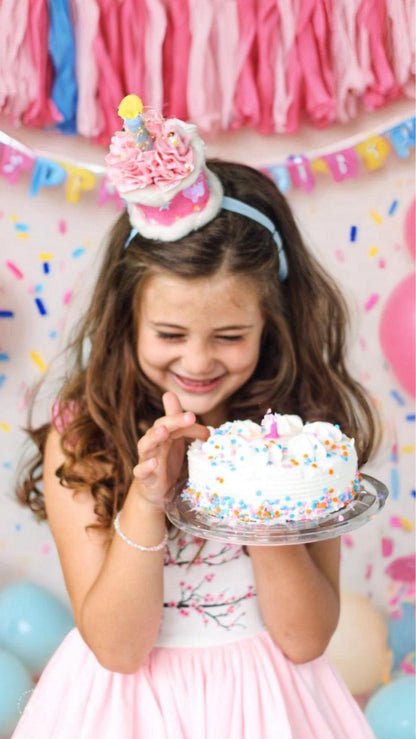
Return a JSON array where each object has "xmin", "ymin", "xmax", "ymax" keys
[{"xmin": 183, "ymin": 411, "xmax": 360, "ymax": 524}]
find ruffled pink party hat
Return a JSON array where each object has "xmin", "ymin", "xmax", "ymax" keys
[{"xmin": 105, "ymin": 94, "xmax": 223, "ymax": 241}]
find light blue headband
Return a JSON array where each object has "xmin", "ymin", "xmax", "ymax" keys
[
  {"xmin": 125, "ymin": 197, "xmax": 288, "ymax": 281},
  {"xmin": 222, "ymin": 197, "xmax": 288, "ymax": 281}
]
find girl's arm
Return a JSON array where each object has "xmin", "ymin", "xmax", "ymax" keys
[
  {"xmin": 247, "ymin": 538, "xmax": 340, "ymax": 664},
  {"xmin": 43, "ymin": 392, "xmax": 208, "ymax": 674}
]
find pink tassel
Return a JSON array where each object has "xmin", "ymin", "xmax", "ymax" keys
[
  {"xmin": 273, "ymin": 0, "xmax": 299, "ymax": 132},
  {"xmin": 212, "ymin": 0, "xmax": 240, "ymax": 129},
  {"xmin": 331, "ymin": 0, "xmax": 365, "ymax": 122},
  {"xmin": 119, "ymin": 0, "xmax": 147, "ymax": 110},
  {"xmin": 93, "ymin": 0, "xmax": 125, "ymax": 145},
  {"xmin": 163, "ymin": 0, "xmax": 191, "ymax": 120},
  {"xmin": 0, "ymin": 0, "xmax": 58, "ymax": 126},
  {"xmin": 187, "ymin": 0, "xmax": 219, "ymax": 131},
  {"xmin": 71, "ymin": 0, "xmax": 102, "ymax": 138},
  {"xmin": 22, "ymin": 0, "xmax": 62, "ymax": 127},
  {"xmin": 358, "ymin": 0, "xmax": 399, "ymax": 110},
  {"xmin": 143, "ymin": 0, "xmax": 167, "ymax": 113},
  {"xmin": 385, "ymin": 0, "xmax": 415, "ymax": 93},
  {"xmin": 232, "ymin": 0, "xmax": 260, "ymax": 130},
  {"xmin": 296, "ymin": 0, "xmax": 336, "ymax": 127},
  {"xmin": 256, "ymin": 0, "xmax": 279, "ymax": 133}
]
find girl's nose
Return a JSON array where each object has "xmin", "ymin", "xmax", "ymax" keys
[{"xmin": 181, "ymin": 342, "xmax": 216, "ymax": 376}]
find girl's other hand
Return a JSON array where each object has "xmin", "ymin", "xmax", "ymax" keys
[{"xmin": 132, "ymin": 391, "xmax": 209, "ymax": 508}]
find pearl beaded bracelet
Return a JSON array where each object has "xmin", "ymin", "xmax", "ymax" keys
[{"xmin": 113, "ymin": 511, "xmax": 168, "ymax": 551}]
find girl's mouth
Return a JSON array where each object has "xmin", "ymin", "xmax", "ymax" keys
[{"xmin": 170, "ymin": 372, "xmax": 224, "ymax": 393}]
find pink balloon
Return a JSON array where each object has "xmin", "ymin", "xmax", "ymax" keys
[
  {"xmin": 404, "ymin": 198, "xmax": 415, "ymax": 262},
  {"xmin": 379, "ymin": 273, "xmax": 415, "ymax": 397}
]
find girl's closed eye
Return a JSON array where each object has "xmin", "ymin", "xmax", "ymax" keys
[
  {"xmin": 216, "ymin": 334, "xmax": 243, "ymax": 342},
  {"xmin": 156, "ymin": 331, "xmax": 185, "ymax": 341}
]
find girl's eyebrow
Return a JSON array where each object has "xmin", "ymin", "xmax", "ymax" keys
[{"xmin": 150, "ymin": 321, "xmax": 254, "ymax": 330}]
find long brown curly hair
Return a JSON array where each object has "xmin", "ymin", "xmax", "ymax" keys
[{"xmin": 16, "ymin": 160, "xmax": 380, "ymax": 531}]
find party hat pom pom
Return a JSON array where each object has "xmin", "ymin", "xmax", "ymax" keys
[{"xmin": 118, "ymin": 94, "xmax": 144, "ymax": 119}]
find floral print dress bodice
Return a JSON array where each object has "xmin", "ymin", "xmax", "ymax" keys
[{"xmin": 156, "ymin": 532, "xmax": 265, "ymax": 647}]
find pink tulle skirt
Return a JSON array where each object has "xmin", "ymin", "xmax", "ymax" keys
[{"xmin": 12, "ymin": 628, "xmax": 374, "ymax": 738}]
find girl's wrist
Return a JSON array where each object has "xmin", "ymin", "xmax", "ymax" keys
[
  {"xmin": 113, "ymin": 482, "xmax": 168, "ymax": 551},
  {"xmin": 129, "ymin": 478, "xmax": 168, "ymax": 517}
]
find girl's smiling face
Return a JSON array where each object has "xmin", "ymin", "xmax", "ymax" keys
[{"xmin": 137, "ymin": 272, "xmax": 264, "ymax": 426}]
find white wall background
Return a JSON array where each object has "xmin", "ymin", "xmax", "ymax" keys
[{"xmin": 0, "ymin": 100, "xmax": 414, "ymax": 617}]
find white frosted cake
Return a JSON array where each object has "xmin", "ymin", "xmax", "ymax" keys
[{"xmin": 182, "ymin": 412, "xmax": 360, "ymax": 524}]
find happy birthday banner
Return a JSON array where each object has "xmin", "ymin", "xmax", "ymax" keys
[{"xmin": 0, "ymin": 116, "xmax": 414, "ymax": 205}]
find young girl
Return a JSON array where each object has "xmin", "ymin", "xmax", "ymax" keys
[{"xmin": 14, "ymin": 101, "xmax": 379, "ymax": 738}]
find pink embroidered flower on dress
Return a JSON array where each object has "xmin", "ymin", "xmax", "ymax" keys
[{"xmin": 105, "ymin": 111, "xmax": 196, "ymax": 194}]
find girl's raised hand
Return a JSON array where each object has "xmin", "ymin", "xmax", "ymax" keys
[{"xmin": 132, "ymin": 391, "xmax": 209, "ymax": 508}]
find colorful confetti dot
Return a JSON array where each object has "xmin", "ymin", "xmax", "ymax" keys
[
  {"xmin": 390, "ymin": 389, "xmax": 405, "ymax": 406},
  {"xmin": 58, "ymin": 219, "xmax": 67, "ymax": 233},
  {"xmin": 29, "ymin": 351, "xmax": 47, "ymax": 373},
  {"xmin": 390, "ymin": 516, "xmax": 414, "ymax": 531},
  {"xmin": 335, "ymin": 249, "xmax": 346, "ymax": 262},
  {"xmin": 0, "ymin": 353, "xmax": 10, "ymax": 361},
  {"xmin": 364, "ymin": 293, "xmax": 379, "ymax": 311},
  {"xmin": 63, "ymin": 290, "xmax": 72, "ymax": 305},
  {"xmin": 0, "ymin": 310, "xmax": 14, "ymax": 318},
  {"xmin": 381, "ymin": 537, "xmax": 394, "ymax": 557},
  {"xmin": 390, "ymin": 444, "xmax": 399, "ymax": 463},
  {"xmin": 0, "ymin": 375, "xmax": 6, "ymax": 388},
  {"xmin": 406, "ymin": 414, "xmax": 415, "ymax": 421},
  {"xmin": 5, "ymin": 261, "xmax": 23, "ymax": 279},
  {"xmin": 350, "ymin": 225, "xmax": 357, "ymax": 242},
  {"xmin": 388, "ymin": 199, "xmax": 399, "ymax": 215},
  {"xmin": 72, "ymin": 247, "xmax": 86, "ymax": 259},
  {"xmin": 34, "ymin": 298, "xmax": 47, "ymax": 316},
  {"xmin": 390, "ymin": 467, "xmax": 399, "ymax": 499},
  {"xmin": 369, "ymin": 210, "xmax": 383, "ymax": 224},
  {"xmin": 368, "ymin": 246, "xmax": 379, "ymax": 257},
  {"xmin": 0, "ymin": 422, "xmax": 10, "ymax": 432},
  {"xmin": 401, "ymin": 445, "xmax": 415, "ymax": 454}
]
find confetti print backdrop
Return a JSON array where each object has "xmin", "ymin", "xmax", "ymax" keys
[{"xmin": 0, "ymin": 133, "xmax": 414, "ymax": 621}]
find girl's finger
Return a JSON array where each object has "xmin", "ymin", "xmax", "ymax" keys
[
  {"xmin": 133, "ymin": 457, "xmax": 158, "ymax": 480},
  {"xmin": 154, "ymin": 411, "xmax": 196, "ymax": 434},
  {"xmin": 137, "ymin": 425, "xmax": 169, "ymax": 459},
  {"xmin": 162, "ymin": 391, "xmax": 183, "ymax": 416},
  {"xmin": 170, "ymin": 423, "xmax": 210, "ymax": 442}
]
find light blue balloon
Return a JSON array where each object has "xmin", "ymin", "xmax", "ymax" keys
[
  {"xmin": 0, "ymin": 648, "xmax": 33, "ymax": 735},
  {"xmin": 364, "ymin": 675, "xmax": 416, "ymax": 739},
  {"xmin": 0, "ymin": 582, "xmax": 74, "ymax": 674},
  {"xmin": 388, "ymin": 603, "xmax": 416, "ymax": 670}
]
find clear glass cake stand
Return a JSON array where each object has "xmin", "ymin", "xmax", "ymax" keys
[{"xmin": 165, "ymin": 474, "xmax": 389, "ymax": 546}]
